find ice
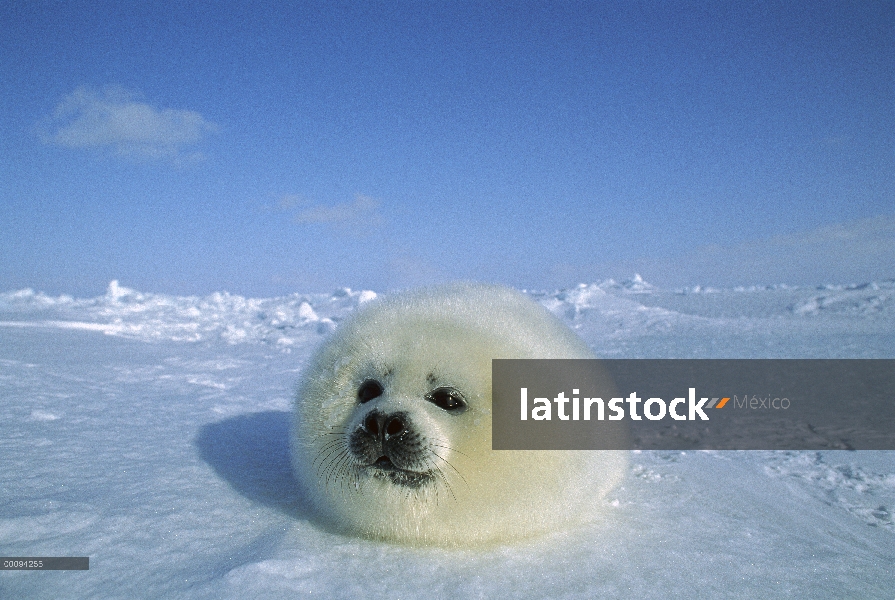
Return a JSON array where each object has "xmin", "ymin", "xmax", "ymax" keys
[
  {"xmin": 1, "ymin": 279, "xmax": 893, "ymax": 598},
  {"xmin": 0, "ymin": 281, "xmax": 375, "ymax": 348}
]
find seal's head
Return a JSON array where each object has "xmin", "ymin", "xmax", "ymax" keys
[{"xmin": 291, "ymin": 283, "xmax": 626, "ymax": 546}]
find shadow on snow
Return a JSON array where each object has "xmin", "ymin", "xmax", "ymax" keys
[{"xmin": 194, "ymin": 410, "xmax": 315, "ymax": 519}]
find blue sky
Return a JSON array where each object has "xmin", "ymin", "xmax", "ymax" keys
[{"xmin": 2, "ymin": 1, "xmax": 893, "ymax": 296}]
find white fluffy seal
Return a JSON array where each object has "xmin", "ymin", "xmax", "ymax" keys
[{"xmin": 291, "ymin": 283, "xmax": 626, "ymax": 546}]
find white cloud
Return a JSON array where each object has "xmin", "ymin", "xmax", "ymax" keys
[
  {"xmin": 44, "ymin": 85, "xmax": 218, "ymax": 161},
  {"xmin": 294, "ymin": 194, "xmax": 384, "ymax": 229}
]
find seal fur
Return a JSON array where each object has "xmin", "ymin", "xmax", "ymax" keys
[{"xmin": 291, "ymin": 283, "xmax": 626, "ymax": 546}]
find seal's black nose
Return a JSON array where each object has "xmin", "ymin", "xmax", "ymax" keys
[
  {"xmin": 363, "ymin": 411, "xmax": 406, "ymax": 441},
  {"xmin": 384, "ymin": 415, "xmax": 404, "ymax": 438}
]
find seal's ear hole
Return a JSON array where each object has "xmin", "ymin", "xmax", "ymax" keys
[
  {"xmin": 426, "ymin": 387, "xmax": 468, "ymax": 413},
  {"xmin": 357, "ymin": 379, "xmax": 384, "ymax": 403}
]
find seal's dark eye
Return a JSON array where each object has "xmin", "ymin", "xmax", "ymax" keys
[
  {"xmin": 426, "ymin": 387, "xmax": 467, "ymax": 413},
  {"xmin": 357, "ymin": 379, "xmax": 383, "ymax": 403}
]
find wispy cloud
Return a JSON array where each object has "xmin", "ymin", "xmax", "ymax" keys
[
  {"xmin": 43, "ymin": 85, "xmax": 218, "ymax": 161},
  {"xmin": 610, "ymin": 214, "xmax": 895, "ymax": 288},
  {"xmin": 293, "ymin": 194, "xmax": 384, "ymax": 230}
]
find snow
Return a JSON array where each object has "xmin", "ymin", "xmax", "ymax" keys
[{"xmin": 1, "ymin": 278, "xmax": 893, "ymax": 598}]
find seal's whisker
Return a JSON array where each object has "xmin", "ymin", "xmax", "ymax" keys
[
  {"xmin": 432, "ymin": 465, "xmax": 456, "ymax": 504},
  {"xmin": 429, "ymin": 441, "xmax": 470, "ymax": 459},
  {"xmin": 429, "ymin": 449, "xmax": 468, "ymax": 487},
  {"xmin": 332, "ymin": 453, "xmax": 354, "ymax": 492},
  {"xmin": 313, "ymin": 443, "xmax": 348, "ymax": 471}
]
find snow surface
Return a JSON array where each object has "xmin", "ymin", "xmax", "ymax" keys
[{"xmin": 1, "ymin": 278, "xmax": 893, "ymax": 599}]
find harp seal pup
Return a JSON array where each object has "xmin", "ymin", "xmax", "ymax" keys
[{"xmin": 291, "ymin": 283, "xmax": 626, "ymax": 546}]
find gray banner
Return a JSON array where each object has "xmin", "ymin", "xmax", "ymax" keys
[
  {"xmin": 0, "ymin": 557, "xmax": 89, "ymax": 570},
  {"xmin": 492, "ymin": 359, "xmax": 895, "ymax": 450}
]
